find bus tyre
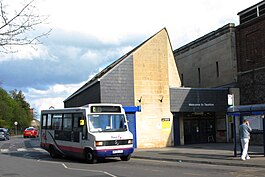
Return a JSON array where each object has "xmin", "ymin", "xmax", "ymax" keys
[
  {"xmin": 120, "ymin": 154, "xmax": 131, "ymax": 161},
  {"xmin": 49, "ymin": 146, "xmax": 58, "ymax": 158},
  {"xmin": 84, "ymin": 149, "xmax": 97, "ymax": 164}
]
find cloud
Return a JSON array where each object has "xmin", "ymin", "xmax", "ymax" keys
[
  {"xmin": 0, "ymin": 26, "xmax": 143, "ymax": 119},
  {"xmin": 0, "ymin": 29, "xmax": 139, "ymax": 90},
  {"xmin": 25, "ymin": 82, "xmax": 86, "ymax": 115},
  {"xmin": 0, "ymin": 44, "xmax": 51, "ymax": 62},
  {"xmin": 24, "ymin": 61, "xmax": 118, "ymax": 117}
]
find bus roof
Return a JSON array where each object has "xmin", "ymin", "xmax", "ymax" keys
[
  {"xmin": 41, "ymin": 104, "xmax": 124, "ymax": 114},
  {"xmin": 41, "ymin": 107, "xmax": 87, "ymax": 114}
]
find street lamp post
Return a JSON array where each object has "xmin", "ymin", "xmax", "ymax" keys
[{"xmin": 14, "ymin": 121, "xmax": 18, "ymax": 135}]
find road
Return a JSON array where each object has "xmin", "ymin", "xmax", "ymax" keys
[{"xmin": 1, "ymin": 136, "xmax": 265, "ymax": 177}]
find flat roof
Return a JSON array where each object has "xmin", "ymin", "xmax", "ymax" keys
[
  {"xmin": 237, "ymin": 1, "xmax": 265, "ymax": 16},
  {"xmin": 173, "ymin": 23, "xmax": 235, "ymax": 55},
  {"xmin": 227, "ymin": 104, "xmax": 265, "ymax": 113}
]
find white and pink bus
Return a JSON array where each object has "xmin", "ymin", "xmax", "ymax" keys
[{"xmin": 40, "ymin": 104, "xmax": 134, "ymax": 163}]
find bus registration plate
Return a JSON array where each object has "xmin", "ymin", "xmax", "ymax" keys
[{"xmin": 112, "ymin": 150, "xmax": 123, "ymax": 154}]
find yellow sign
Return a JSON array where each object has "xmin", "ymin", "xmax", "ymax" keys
[
  {"xmin": 161, "ymin": 118, "xmax": 170, "ymax": 129},
  {"xmin": 92, "ymin": 106, "xmax": 96, "ymax": 113},
  {"xmin": 80, "ymin": 119, "xmax": 85, "ymax": 126}
]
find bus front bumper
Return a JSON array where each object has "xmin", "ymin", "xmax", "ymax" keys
[{"xmin": 96, "ymin": 147, "xmax": 134, "ymax": 157}]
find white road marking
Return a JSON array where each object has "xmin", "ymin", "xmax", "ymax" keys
[
  {"xmin": 183, "ymin": 172, "xmax": 205, "ymax": 176},
  {"xmin": 2, "ymin": 147, "xmax": 116, "ymax": 177},
  {"xmin": 1, "ymin": 147, "xmax": 47, "ymax": 153},
  {"xmin": 38, "ymin": 160, "xmax": 117, "ymax": 177},
  {"xmin": 33, "ymin": 148, "xmax": 47, "ymax": 152}
]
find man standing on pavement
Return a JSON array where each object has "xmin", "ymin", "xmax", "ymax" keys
[{"xmin": 239, "ymin": 119, "xmax": 252, "ymax": 160}]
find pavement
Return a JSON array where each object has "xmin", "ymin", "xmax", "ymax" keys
[{"xmin": 132, "ymin": 143, "xmax": 265, "ymax": 168}]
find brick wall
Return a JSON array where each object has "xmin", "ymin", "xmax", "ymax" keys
[{"xmin": 236, "ymin": 15, "xmax": 265, "ymax": 105}]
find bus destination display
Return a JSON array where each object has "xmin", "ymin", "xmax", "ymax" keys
[{"xmin": 91, "ymin": 106, "xmax": 121, "ymax": 113}]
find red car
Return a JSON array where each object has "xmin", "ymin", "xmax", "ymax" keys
[{"xmin": 23, "ymin": 127, "xmax": 39, "ymax": 138}]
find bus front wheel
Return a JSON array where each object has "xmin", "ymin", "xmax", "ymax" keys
[
  {"xmin": 84, "ymin": 149, "xmax": 97, "ymax": 164},
  {"xmin": 120, "ymin": 154, "xmax": 131, "ymax": 161}
]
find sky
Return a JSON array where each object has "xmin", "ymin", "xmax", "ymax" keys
[{"xmin": 0, "ymin": 0, "xmax": 260, "ymax": 119}]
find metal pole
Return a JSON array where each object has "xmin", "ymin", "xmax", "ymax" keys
[
  {"xmin": 233, "ymin": 116, "xmax": 237, "ymax": 157},
  {"xmin": 263, "ymin": 117, "xmax": 265, "ymax": 157},
  {"xmin": 226, "ymin": 115, "xmax": 229, "ymax": 143}
]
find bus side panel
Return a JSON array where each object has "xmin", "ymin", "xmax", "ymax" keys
[
  {"xmin": 41, "ymin": 129, "xmax": 72, "ymax": 156},
  {"xmin": 53, "ymin": 132, "xmax": 95, "ymax": 159},
  {"xmin": 40, "ymin": 130, "xmax": 55, "ymax": 151},
  {"xmin": 40, "ymin": 129, "xmax": 49, "ymax": 151}
]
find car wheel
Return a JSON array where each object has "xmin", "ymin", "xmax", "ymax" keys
[{"xmin": 120, "ymin": 154, "xmax": 131, "ymax": 161}]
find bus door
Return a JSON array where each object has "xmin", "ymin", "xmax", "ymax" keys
[
  {"xmin": 41, "ymin": 114, "xmax": 48, "ymax": 146},
  {"xmin": 41, "ymin": 114, "xmax": 52, "ymax": 149},
  {"xmin": 70, "ymin": 113, "xmax": 87, "ymax": 157}
]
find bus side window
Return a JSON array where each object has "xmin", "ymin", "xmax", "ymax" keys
[
  {"xmin": 73, "ymin": 114, "xmax": 82, "ymax": 132},
  {"xmin": 63, "ymin": 113, "xmax": 73, "ymax": 131},
  {"xmin": 73, "ymin": 113, "xmax": 87, "ymax": 140},
  {"xmin": 42, "ymin": 114, "xmax": 47, "ymax": 129},
  {"xmin": 52, "ymin": 114, "xmax": 63, "ymax": 130},
  {"xmin": 47, "ymin": 114, "xmax": 52, "ymax": 129}
]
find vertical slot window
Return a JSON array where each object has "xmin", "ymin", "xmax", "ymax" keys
[
  {"xmin": 216, "ymin": 61, "xmax": 219, "ymax": 78},
  {"xmin": 181, "ymin": 73, "xmax": 184, "ymax": 87},
  {"xmin": 198, "ymin": 68, "xmax": 201, "ymax": 86}
]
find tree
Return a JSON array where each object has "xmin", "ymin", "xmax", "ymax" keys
[
  {"xmin": 0, "ymin": 88, "xmax": 32, "ymax": 130},
  {"xmin": 9, "ymin": 89, "xmax": 32, "ymax": 126},
  {"xmin": 10, "ymin": 89, "xmax": 30, "ymax": 109},
  {"xmin": 0, "ymin": 88, "xmax": 12, "ymax": 127},
  {"xmin": 0, "ymin": 0, "xmax": 51, "ymax": 53}
]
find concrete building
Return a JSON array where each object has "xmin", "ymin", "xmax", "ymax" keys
[
  {"xmin": 173, "ymin": 23, "xmax": 238, "ymax": 88},
  {"xmin": 172, "ymin": 1, "xmax": 265, "ymax": 144},
  {"xmin": 173, "ymin": 24, "xmax": 240, "ymax": 144},
  {"xmin": 64, "ymin": 28, "xmax": 182, "ymax": 148},
  {"xmin": 173, "ymin": 1, "xmax": 265, "ymax": 107}
]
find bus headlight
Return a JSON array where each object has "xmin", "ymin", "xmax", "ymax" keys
[
  {"xmin": 96, "ymin": 141, "xmax": 104, "ymax": 146},
  {"xmin": 128, "ymin": 139, "xmax": 133, "ymax": 144}
]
